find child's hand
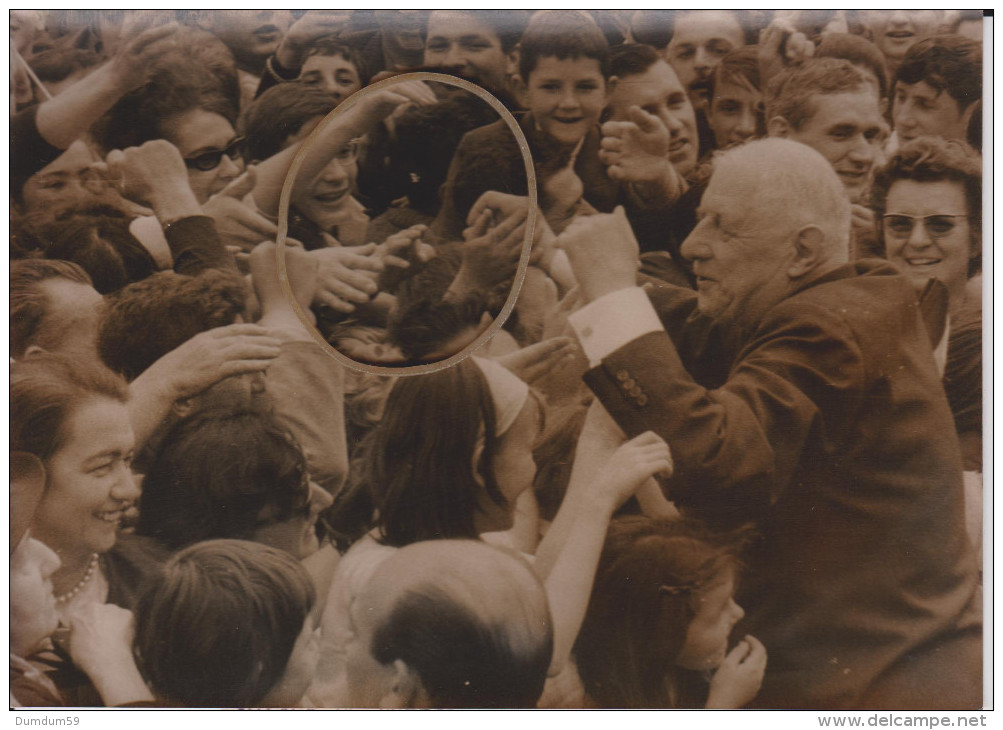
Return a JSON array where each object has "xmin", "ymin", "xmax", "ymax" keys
[
  {"xmin": 494, "ymin": 336, "xmax": 579, "ymax": 385},
  {"xmin": 706, "ymin": 635, "xmax": 767, "ymax": 709},
  {"xmin": 250, "ymin": 241, "xmax": 319, "ymax": 317},
  {"xmin": 309, "ymin": 244, "xmax": 383, "ymax": 313},
  {"xmin": 589, "ymin": 431, "xmax": 673, "ymax": 511},
  {"xmin": 447, "ymin": 207, "xmax": 527, "ymax": 299},
  {"xmin": 600, "ymin": 107, "xmax": 671, "ymax": 184}
]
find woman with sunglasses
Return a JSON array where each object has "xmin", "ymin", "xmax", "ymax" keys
[{"xmin": 870, "ymin": 136, "xmax": 983, "ymax": 515}]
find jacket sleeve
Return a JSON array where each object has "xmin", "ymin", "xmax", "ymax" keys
[{"xmin": 584, "ymin": 301, "xmax": 866, "ymax": 527}]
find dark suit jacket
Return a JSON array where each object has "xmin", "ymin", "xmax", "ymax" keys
[{"xmin": 584, "ymin": 260, "xmax": 981, "ymax": 709}]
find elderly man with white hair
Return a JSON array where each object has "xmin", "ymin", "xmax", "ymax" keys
[{"xmin": 558, "ymin": 138, "xmax": 981, "ymax": 709}]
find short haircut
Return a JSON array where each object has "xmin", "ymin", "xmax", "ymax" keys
[
  {"xmin": 896, "ymin": 34, "xmax": 982, "ymax": 111},
  {"xmin": 239, "ymin": 83, "xmax": 337, "ymax": 163},
  {"xmin": 30, "ymin": 41, "xmax": 101, "ymax": 84},
  {"xmin": 712, "ymin": 45, "xmax": 761, "ymax": 94},
  {"xmin": 35, "ymin": 214, "xmax": 157, "ymax": 295},
  {"xmin": 576, "ymin": 516, "xmax": 746, "ymax": 708},
  {"xmin": 630, "ymin": 9, "xmax": 756, "ymax": 50},
  {"xmin": 11, "ymin": 351, "xmax": 129, "ymax": 463},
  {"xmin": 139, "ymin": 409, "xmax": 310, "ymax": 551},
  {"xmin": 766, "ymin": 57, "xmax": 873, "ymax": 131},
  {"xmin": 97, "ymin": 269, "xmax": 246, "ymax": 382},
  {"xmin": 368, "ymin": 541, "xmax": 553, "ymax": 708},
  {"xmin": 816, "ymin": 33, "xmax": 889, "ymax": 99},
  {"xmin": 389, "ymin": 294, "xmax": 488, "ymax": 362},
  {"xmin": 10, "ymin": 259, "xmax": 93, "ymax": 359},
  {"xmin": 304, "ymin": 37, "xmax": 368, "ymax": 84},
  {"xmin": 608, "ymin": 43, "xmax": 662, "ymax": 80},
  {"xmin": 133, "ymin": 539, "xmax": 315, "ymax": 707},
  {"xmin": 869, "ymin": 136, "xmax": 982, "ymax": 275},
  {"xmin": 518, "ymin": 10, "xmax": 609, "ymax": 82}
]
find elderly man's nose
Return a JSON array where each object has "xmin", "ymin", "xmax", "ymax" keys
[{"xmin": 694, "ymin": 46, "xmax": 712, "ymax": 71}]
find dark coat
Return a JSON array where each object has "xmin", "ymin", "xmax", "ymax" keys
[{"xmin": 584, "ymin": 261, "xmax": 981, "ymax": 709}]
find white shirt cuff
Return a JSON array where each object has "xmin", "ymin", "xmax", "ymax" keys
[{"xmin": 568, "ymin": 287, "xmax": 663, "ymax": 366}]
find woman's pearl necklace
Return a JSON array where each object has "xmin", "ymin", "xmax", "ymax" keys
[{"xmin": 54, "ymin": 553, "xmax": 100, "ymax": 604}]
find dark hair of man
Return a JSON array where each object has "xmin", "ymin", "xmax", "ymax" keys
[
  {"xmin": 11, "ymin": 351, "xmax": 129, "ymax": 463},
  {"xmin": 712, "ymin": 45, "xmax": 762, "ymax": 94},
  {"xmin": 608, "ymin": 42, "xmax": 662, "ymax": 80},
  {"xmin": 816, "ymin": 33, "xmax": 890, "ymax": 99},
  {"xmin": 133, "ymin": 539, "xmax": 315, "ymax": 707},
  {"xmin": 895, "ymin": 34, "xmax": 982, "ymax": 111},
  {"xmin": 765, "ymin": 57, "xmax": 872, "ymax": 131},
  {"xmin": 97, "ymin": 269, "xmax": 246, "ymax": 382},
  {"xmin": 869, "ymin": 136, "xmax": 982, "ymax": 276},
  {"xmin": 10, "ymin": 259, "xmax": 93, "ymax": 359},
  {"xmin": 138, "ymin": 409, "xmax": 310, "ymax": 551},
  {"xmin": 335, "ymin": 357, "xmax": 505, "ymax": 548},
  {"xmin": 239, "ymin": 83, "xmax": 337, "ymax": 163},
  {"xmin": 518, "ymin": 10, "xmax": 610, "ymax": 82},
  {"xmin": 30, "ymin": 40, "xmax": 101, "ymax": 84},
  {"xmin": 304, "ymin": 37, "xmax": 369, "ymax": 84},
  {"xmin": 447, "ymin": 10, "xmax": 530, "ymax": 54},
  {"xmin": 38, "ymin": 214, "xmax": 158, "ymax": 294},
  {"xmin": 575, "ymin": 516, "xmax": 747, "ymax": 708},
  {"xmin": 372, "ymin": 576, "xmax": 552, "ymax": 707}
]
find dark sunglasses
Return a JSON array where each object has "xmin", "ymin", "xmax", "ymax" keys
[
  {"xmin": 183, "ymin": 136, "xmax": 245, "ymax": 172},
  {"xmin": 882, "ymin": 214, "xmax": 969, "ymax": 240}
]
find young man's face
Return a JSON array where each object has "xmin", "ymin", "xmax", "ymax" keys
[
  {"xmin": 607, "ymin": 59, "xmax": 698, "ymax": 176},
  {"xmin": 210, "ymin": 10, "xmax": 292, "ymax": 67},
  {"xmin": 424, "ymin": 10, "xmax": 510, "ymax": 94},
  {"xmin": 782, "ymin": 89, "xmax": 885, "ymax": 204},
  {"xmin": 708, "ymin": 74, "xmax": 763, "ymax": 150},
  {"xmin": 861, "ymin": 10, "xmax": 942, "ymax": 65},
  {"xmin": 525, "ymin": 56, "xmax": 606, "ymax": 146},
  {"xmin": 893, "ymin": 81, "xmax": 970, "ymax": 143},
  {"xmin": 665, "ymin": 10, "xmax": 745, "ymax": 109},
  {"xmin": 301, "ymin": 54, "xmax": 362, "ymax": 106}
]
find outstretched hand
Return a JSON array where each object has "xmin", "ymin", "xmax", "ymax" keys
[
  {"xmin": 758, "ymin": 16, "xmax": 815, "ymax": 86},
  {"xmin": 556, "ymin": 206, "xmax": 640, "ymax": 302},
  {"xmin": 588, "ymin": 431, "xmax": 673, "ymax": 511},
  {"xmin": 203, "ymin": 167, "xmax": 280, "ymax": 254}
]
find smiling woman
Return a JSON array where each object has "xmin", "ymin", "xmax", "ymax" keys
[{"xmin": 10, "ymin": 353, "xmax": 137, "ymax": 620}]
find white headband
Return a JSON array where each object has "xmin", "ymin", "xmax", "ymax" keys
[{"xmin": 473, "ymin": 356, "xmax": 530, "ymax": 437}]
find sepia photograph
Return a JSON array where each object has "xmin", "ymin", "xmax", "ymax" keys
[{"xmin": 9, "ymin": 8, "xmax": 987, "ymax": 715}]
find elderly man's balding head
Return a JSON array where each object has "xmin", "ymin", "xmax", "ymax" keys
[
  {"xmin": 345, "ymin": 540, "xmax": 553, "ymax": 709},
  {"xmin": 681, "ymin": 138, "xmax": 850, "ymax": 329}
]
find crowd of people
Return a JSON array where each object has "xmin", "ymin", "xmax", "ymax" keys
[{"xmin": 10, "ymin": 9, "xmax": 984, "ymax": 709}]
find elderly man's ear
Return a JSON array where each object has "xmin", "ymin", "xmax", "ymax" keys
[
  {"xmin": 378, "ymin": 659, "xmax": 430, "ymax": 709},
  {"xmin": 788, "ymin": 225, "xmax": 828, "ymax": 278}
]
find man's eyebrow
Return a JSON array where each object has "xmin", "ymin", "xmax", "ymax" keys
[{"xmin": 828, "ymin": 123, "xmax": 856, "ymax": 135}]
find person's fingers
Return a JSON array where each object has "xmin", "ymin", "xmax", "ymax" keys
[
  {"xmin": 209, "ymin": 323, "xmax": 273, "ymax": 338},
  {"xmin": 490, "ymin": 207, "xmax": 529, "ymax": 243},
  {"xmin": 216, "ymin": 359, "xmax": 278, "ymax": 380},
  {"xmin": 600, "ymin": 135, "xmax": 625, "ymax": 153},
  {"xmin": 465, "ymin": 208, "xmax": 493, "ymax": 241},
  {"xmin": 382, "ymin": 255, "xmax": 410, "ymax": 269},
  {"xmin": 336, "ymin": 253, "xmax": 384, "ymax": 274},
  {"xmin": 215, "ymin": 167, "xmax": 258, "ymax": 201},
  {"xmin": 125, "ymin": 20, "xmax": 178, "ymax": 53},
  {"xmin": 606, "ymin": 164, "xmax": 625, "ymax": 181},
  {"xmin": 316, "ymin": 272, "xmax": 373, "ymax": 302},
  {"xmin": 314, "ymin": 289, "xmax": 356, "ymax": 312},
  {"xmin": 600, "ymin": 120, "xmax": 633, "ymax": 138},
  {"xmin": 628, "ymin": 105, "xmax": 663, "ymax": 133}
]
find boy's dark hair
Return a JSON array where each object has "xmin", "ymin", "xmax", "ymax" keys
[
  {"xmin": 766, "ymin": 57, "xmax": 872, "ymax": 131},
  {"xmin": 30, "ymin": 39, "xmax": 101, "ymax": 84},
  {"xmin": 10, "ymin": 259, "xmax": 93, "ymax": 359},
  {"xmin": 35, "ymin": 214, "xmax": 158, "ymax": 295},
  {"xmin": 895, "ymin": 34, "xmax": 982, "ymax": 112},
  {"xmin": 97, "ymin": 269, "xmax": 246, "ymax": 381},
  {"xmin": 239, "ymin": 83, "xmax": 337, "ymax": 163},
  {"xmin": 869, "ymin": 136, "xmax": 982, "ymax": 275},
  {"xmin": 816, "ymin": 33, "xmax": 889, "ymax": 100},
  {"xmin": 608, "ymin": 42, "xmax": 662, "ymax": 80},
  {"xmin": 138, "ymin": 409, "xmax": 310, "ymax": 551},
  {"xmin": 304, "ymin": 37, "xmax": 368, "ymax": 84},
  {"xmin": 389, "ymin": 295, "xmax": 488, "ymax": 362},
  {"xmin": 518, "ymin": 10, "xmax": 609, "ymax": 82},
  {"xmin": 712, "ymin": 45, "xmax": 762, "ymax": 94},
  {"xmin": 133, "ymin": 539, "xmax": 315, "ymax": 707}
]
